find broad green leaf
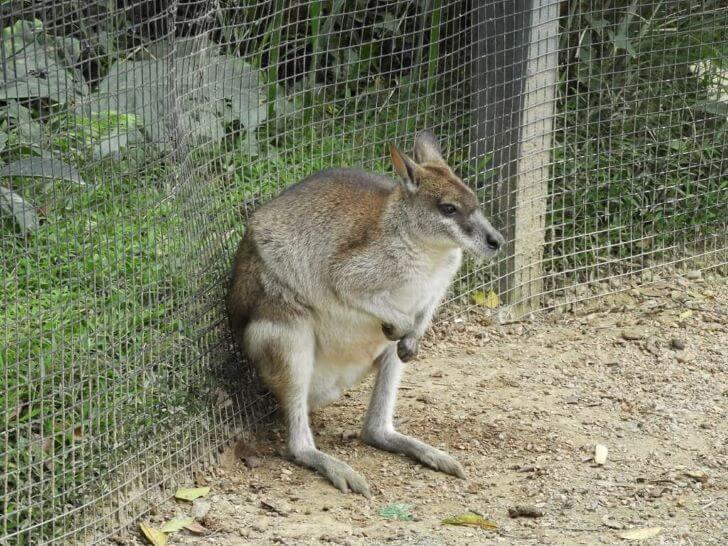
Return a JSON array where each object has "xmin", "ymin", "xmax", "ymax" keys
[
  {"xmin": 77, "ymin": 48, "xmax": 266, "ymax": 146},
  {"xmin": 92, "ymin": 128, "xmax": 144, "ymax": 160},
  {"xmin": 2, "ymin": 20, "xmax": 42, "ymax": 57},
  {"xmin": 59, "ymin": 36, "xmax": 83, "ymax": 64},
  {"xmin": 694, "ymin": 100, "xmax": 728, "ymax": 117},
  {"xmin": 174, "ymin": 487, "xmax": 210, "ymax": 501},
  {"xmin": 160, "ymin": 516, "xmax": 194, "ymax": 533},
  {"xmin": 147, "ymin": 35, "xmax": 218, "ymax": 60},
  {"xmin": 3, "ymin": 100, "xmax": 43, "ymax": 142},
  {"xmin": 442, "ymin": 513, "xmax": 498, "ymax": 530},
  {"xmin": 0, "ymin": 186, "xmax": 39, "ymax": 234},
  {"xmin": 378, "ymin": 503, "xmax": 414, "ymax": 521},
  {"xmin": 0, "ymin": 131, "xmax": 7, "ymax": 152},
  {"xmin": 0, "ymin": 42, "xmax": 89, "ymax": 103},
  {"xmin": 0, "ymin": 158, "xmax": 86, "ymax": 186}
]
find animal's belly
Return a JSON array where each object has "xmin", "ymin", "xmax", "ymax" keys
[{"xmin": 308, "ymin": 307, "xmax": 390, "ymax": 410}]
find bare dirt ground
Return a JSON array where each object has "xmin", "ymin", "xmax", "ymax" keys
[{"xmin": 123, "ymin": 271, "xmax": 726, "ymax": 545}]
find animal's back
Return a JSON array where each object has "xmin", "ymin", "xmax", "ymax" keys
[
  {"xmin": 226, "ymin": 168, "xmax": 395, "ymax": 333},
  {"xmin": 248, "ymin": 168, "xmax": 395, "ymax": 296},
  {"xmin": 252, "ymin": 167, "xmax": 394, "ymax": 244}
]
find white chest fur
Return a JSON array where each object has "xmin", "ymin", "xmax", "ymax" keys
[
  {"xmin": 308, "ymin": 247, "xmax": 461, "ymax": 410},
  {"xmin": 388, "ymin": 248, "xmax": 461, "ymax": 315}
]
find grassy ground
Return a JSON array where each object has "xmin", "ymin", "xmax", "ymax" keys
[{"xmin": 0, "ymin": 97, "xmax": 456, "ymax": 542}]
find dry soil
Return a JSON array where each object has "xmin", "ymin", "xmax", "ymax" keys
[{"xmin": 122, "ymin": 271, "xmax": 726, "ymax": 546}]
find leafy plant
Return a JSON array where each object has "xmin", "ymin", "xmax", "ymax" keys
[
  {"xmin": 0, "ymin": 19, "xmax": 89, "ymax": 104},
  {"xmin": 73, "ymin": 36, "xmax": 267, "ymax": 151},
  {"xmin": 549, "ymin": 0, "xmax": 728, "ymax": 278}
]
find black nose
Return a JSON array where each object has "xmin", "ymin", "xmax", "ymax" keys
[{"xmin": 486, "ymin": 232, "xmax": 501, "ymax": 251}]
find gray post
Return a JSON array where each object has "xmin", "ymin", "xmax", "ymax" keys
[
  {"xmin": 472, "ymin": 0, "xmax": 560, "ymax": 318},
  {"xmin": 511, "ymin": 0, "xmax": 560, "ymax": 318}
]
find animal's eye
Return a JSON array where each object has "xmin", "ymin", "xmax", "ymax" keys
[{"xmin": 438, "ymin": 203, "xmax": 458, "ymax": 216}]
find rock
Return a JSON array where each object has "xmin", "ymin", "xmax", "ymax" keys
[
  {"xmin": 251, "ymin": 522, "xmax": 268, "ymax": 533},
  {"xmin": 675, "ymin": 352, "xmax": 689, "ymax": 363},
  {"xmin": 508, "ymin": 505, "xmax": 544, "ymax": 518},
  {"xmin": 621, "ymin": 328, "xmax": 646, "ymax": 341},
  {"xmin": 685, "ymin": 270, "xmax": 702, "ymax": 280},
  {"xmin": 683, "ymin": 470, "xmax": 709, "ymax": 483},
  {"xmin": 594, "ymin": 444, "xmax": 608, "ymax": 465},
  {"xmin": 644, "ymin": 338, "xmax": 661, "ymax": 356},
  {"xmin": 602, "ymin": 515, "xmax": 624, "ymax": 529},
  {"xmin": 193, "ymin": 499, "xmax": 211, "ymax": 520},
  {"xmin": 243, "ymin": 456, "xmax": 261, "ymax": 469},
  {"xmin": 261, "ymin": 499, "xmax": 290, "ymax": 516},
  {"xmin": 416, "ymin": 394, "xmax": 435, "ymax": 404},
  {"xmin": 670, "ymin": 337, "xmax": 686, "ymax": 350}
]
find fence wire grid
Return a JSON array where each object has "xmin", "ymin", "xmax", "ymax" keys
[{"xmin": 0, "ymin": 0, "xmax": 725, "ymax": 543}]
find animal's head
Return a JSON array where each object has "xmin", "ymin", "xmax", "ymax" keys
[{"xmin": 389, "ymin": 131, "xmax": 504, "ymax": 258}]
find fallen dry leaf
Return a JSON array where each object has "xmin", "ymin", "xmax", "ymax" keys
[
  {"xmin": 184, "ymin": 521, "xmax": 207, "ymax": 534},
  {"xmin": 595, "ymin": 444, "xmax": 608, "ymax": 465},
  {"xmin": 619, "ymin": 527, "xmax": 662, "ymax": 541},
  {"xmin": 160, "ymin": 516, "xmax": 194, "ymax": 533},
  {"xmin": 174, "ymin": 487, "xmax": 210, "ymax": 501},
  {"xmin": 139, "ymin": 522, "xmax": 167, "ymax": 546},
  {"xmin": 683, "ymin": 470, "xmax": 708, "ymax": 483},
  {"xmin": 442, "ymin": 513, "xmax": 498, "ymax": 529}
]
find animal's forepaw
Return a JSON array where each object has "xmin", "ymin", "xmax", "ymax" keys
[
  {"xmin": 397, "ymin": 336, "xmax": 419, "ymax": 362},
  {"xmin": 382, "ymin": 321, "xmax": 412, "ymax": 341}
]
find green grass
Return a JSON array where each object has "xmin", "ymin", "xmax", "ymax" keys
[
  {"xmin": 548, "ymin": 1, "xmax": 728, "ymax": 278},
  {"xmin": 0, "ymin": 93, "xmax": 457, "ymax": 542}
]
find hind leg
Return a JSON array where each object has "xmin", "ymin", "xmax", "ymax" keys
[
  {"xmin": 361, "ymin": 345, "xmax": 465, "ymax": 478},
  {"xmin": 245, "ymin": 319, "xmax": 371, "ymax": 498}
]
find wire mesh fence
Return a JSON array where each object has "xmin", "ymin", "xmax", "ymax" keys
[{"xmin": 0, "ymin": 0, "xmax": 725, "ymax": 543}]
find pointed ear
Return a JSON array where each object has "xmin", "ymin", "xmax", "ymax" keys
[
  {"xmin": 413, "ymin": 131, "xmax": 444, "ymax": 164},
  {"xmin": 389, "ymin": 143, "xmax": 419, "ymax": 193}
]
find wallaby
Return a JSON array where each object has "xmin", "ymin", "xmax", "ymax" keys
[{"xmin": 226, "ymin": 131, "xmax": 504, "ymax": 497}]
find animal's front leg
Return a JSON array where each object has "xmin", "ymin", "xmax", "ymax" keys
[
  {"xmin": 396, "ymin": 335, "xmax": 419, "ymax": 362},
  {"xmin": 361, "ymin": 345, "xmax": 466, "ymax": 478},
  {"xmin": 396, "ymin": 292, "xmax": 443, "ymax": 362}
]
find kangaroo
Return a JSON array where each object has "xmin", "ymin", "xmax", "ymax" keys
[{"xmin": 226, "ymin": 131, "xmax": 504, "ymax": 497}]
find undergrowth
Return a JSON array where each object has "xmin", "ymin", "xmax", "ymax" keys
[
  {"xmin": 548, "ymin": 0, "xmax": 727, "ymax": 279},
  {"xmin": 0, "ymin": 95, "xmax": 457, "ymax": 542}
]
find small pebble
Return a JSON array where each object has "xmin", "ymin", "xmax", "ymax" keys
[
  {"xmin": 244, "ymin": 456, "xmax": 262, "ymax": 469},
  {"xmin": 508, "ymin": 505, "xmax": 544, "ymax": 518},
  {"xmin": 670, "ymin": 337, "xmax": 686, "ymax": 350},
  {"xmin": 685, "ymin": 270, "xmax": 702, "ymax": 280},
  {"xmin": 192, "ymin": 499, "xmax": 211, "ymax": 520},
  {"xmin": 621, "ymin": 327, "xmax": 646, "ymax": 341}
]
